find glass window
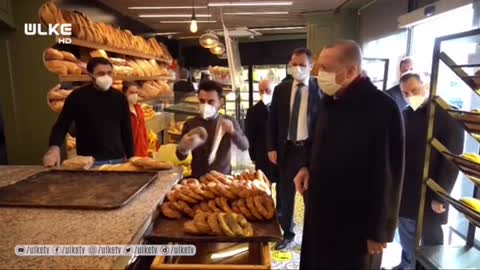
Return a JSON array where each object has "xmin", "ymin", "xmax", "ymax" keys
[
  {"xmin": 363, "ymin": 31, "xmax": 408, "ymax": 89},
  {"xmin": 410, "ymin": 4, "xmax": 474, "ymax": 75}
]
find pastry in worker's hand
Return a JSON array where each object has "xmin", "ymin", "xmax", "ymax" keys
[{"xmin": 177, "ymin": 127, "xmax": 208, "ymax": 154}]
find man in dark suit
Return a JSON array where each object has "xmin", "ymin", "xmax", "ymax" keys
[
  {"xmin": 246, "ymin": 79, "xmax": 278, "ymax": 182},
  {"xmin": 386, "ymin": 57, "xmax": 414, "ymax": 109},
  {"xmin": 268, "ymin": 48, "xmax": 321, "ymax": 250}
]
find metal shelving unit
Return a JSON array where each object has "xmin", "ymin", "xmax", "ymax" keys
[{"xmin": 416, "ymin": 28, "xmax": 480, "ymax": 269}]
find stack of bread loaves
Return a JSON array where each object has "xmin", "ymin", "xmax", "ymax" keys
[
  {"xmin": 39, "ymin": 1, "xmax": 172, "ymax": 60},
  {"xmin": 138, "ymin": 80, "xmax": 172, "ymax": 99},
  {"xmin": 47, "ymin": 84, "xmax": 72, "ymax": 112},
  {"xmin": 44, "ymin": 48, "xmax": 83, "ymax": 76}
]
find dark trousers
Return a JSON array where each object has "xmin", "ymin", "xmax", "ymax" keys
[{"xmin": 277, "ymin": 143, "xmax": 306, "ymax": 240}]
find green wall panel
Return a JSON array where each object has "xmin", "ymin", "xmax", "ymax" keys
[
  {"xmin": 0, "ymin": 0, "xmax": 58, "ymax": 164},
  {"xmin": 305, "ymin": 9, "xmax": 359, "ymax": 57}
]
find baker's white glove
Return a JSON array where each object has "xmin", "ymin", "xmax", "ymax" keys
[
  {"xmin": 42, "ymin": 146, "xmax": 61, "ymax": 167},
  {"xmin": 178, "ymin": 127, "xmax": 208, "ymax": 155}
]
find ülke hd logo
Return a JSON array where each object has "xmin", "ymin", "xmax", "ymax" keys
[{"xmin": 24, "ymin": 23, "xmax": 72, "ymax": 44}]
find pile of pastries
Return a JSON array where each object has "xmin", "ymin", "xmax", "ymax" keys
[
  {"xmin": 160, "ymin": 170, "xmax": 275, "ymax": 237},
  {"xmin": 39, "ymin": 1, "xmax": 172, "ymax": 60}
]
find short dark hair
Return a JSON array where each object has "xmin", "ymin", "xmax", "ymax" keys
[
  {"xmin": 122, "ymin": 81, "xmax": 138, "ymax": 94},
  {"xmin": 198, "ymin": 80, "xmax": 223, "ymax": 97},
  {"xmin": 400, "ymin": 71, "xmax": 422, "ymax": 83},
  {"xmin": 180, "ymin": 68, "xmax": 189, "ymax": 80},
  {"xmin": 87, "ymin": 57, "xmax": 113, "ymax": 74},
  {"xmin": 292, "ymin": 47, "xmax": 313, "ymax": 64},
  {"xmin": 400, "ymin": 57, "xmax": 413, "ymax": 68}
]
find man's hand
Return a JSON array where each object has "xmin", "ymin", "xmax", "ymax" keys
[
  {"xmin": 43, "ymin": 146, "xmax": 61, "ymax": 167},
  {"xmin": 431, "ymin": 200, "xmax": 446, "ymax": 214},
  {"xmin": 294, "ymin": 167, "xmax": 309, "ymax": 196},
  {"xmin": 221, "ymin": 118, "xmax": 235, "ymax": 135},
  {"xmin": 268, "ymin": 151, "xmax": 277, "ymax": 165},
  {"xmin": 367, "ymin": 240, "xmax": 387, "ymax": 255},
  {"xmin": 178, "ymin": 127, "xmax": 208, "ymax": 155}
]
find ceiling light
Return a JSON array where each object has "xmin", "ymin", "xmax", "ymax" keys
[
  {"xmin": 128, "ymin": 6, "xmax": 207, "ymax": 9},
  {"xmin": 139, "ymin": 14, "xmax": 211, "ymax": 18},
  {"xmin": 208, "ymin": 1, "xmax": 292, "ymax": 7},
  {"xmin": 190, "ymin": 0, "xmax": 198, "ymax": 33},
  {"xmin": 250, "ymin": 26, "xmax": 306, "ymax": 31},
  {"xmin": 159, "ymin": 20, "xmax": 217, "ymax": 23},
  {"xmin": 223, "ymin": 12, "xmax": 288, "ymax": 15},
  {"xmin": 199, "ymin": 32, "xmax": 220, "ymax": 48},
  {"xmin": 210, "ymin": 43, "xmax": 225, "ymax": 55}
]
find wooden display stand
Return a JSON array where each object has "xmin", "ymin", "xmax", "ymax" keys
[{"xmin": 151, "ymin": 242, "xmax": 271, "ymax": 270}]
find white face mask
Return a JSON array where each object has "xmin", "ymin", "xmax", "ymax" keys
[
  {"xmin": 406, "ymin": 95, "xmax": 426, "ymax": 111},
  {"xmin": 261, "ymin": 94, "xmax": 272, "ymax": 105},
  {"xmin": 127, "ymin": 93, "xmax": 138, "ymax": 105},
  {"xmin": 290, "ymin": 66, "xmax": 309, "ymax": 82},
  {"xmin": 317, "ymin": 71, "xmax": 342, "ymax": 96},
  {"xmin": 199, "ymin": 103, "xmax": 217, "ymax": 119},
  {"xmin": 95, "ymin": 75, "xmax": 113, "ymax": 91}
]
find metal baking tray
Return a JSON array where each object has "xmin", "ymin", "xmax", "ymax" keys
[{"xmin": 0, "ymin": 170, "xmax": 158, "ymax": 210}]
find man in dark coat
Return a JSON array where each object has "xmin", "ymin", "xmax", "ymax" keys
[
  {"xmin": 268, "ymin": 48, "xmax": 321, "ymax": 249},
  {"xmin": 393, "ymin": 72, "xmax": 464, "ymax": 270},
  {"xmin": 294, "ymin": 40, "xmax": 405, "ymax": 269},
  {"xmin": 386, "ymin": 57, "xmax": 414, "ymax": 109},
  {"xmin": 245, "ymin": 79, "xmax": 278, "ymax": 182}
]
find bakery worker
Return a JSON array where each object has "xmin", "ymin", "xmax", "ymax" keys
[
  {"xmin": 294, "ymin": 40, "xmax": 405, "ymax": 269},
  {"xmin": 43, "ymin": 57, "xmax": 134, "ymax": 167},
  {"xmin": 123, "ymin": 82, "xmax": 149, "ymax": 157},
  {"xmin": 267, "ymin": 47, "xmax": 321, "ymax": 250},
  {"xmin": 173, "ymin": 68, "xmax": 196, "ymax": 103},
  {"xmin": 245, "ymin": 79, "xmax": 279, "ymax": 183},
  {"xmin": 393, "ymin": 72, "xmax": 464, "ymax": 270},
  {"xmin": 386, "ymin": 57, "xmax": 414, "ymax": 109},
  {"xmin": 176, "ymin": 80, "xmax": 249, "ymax": 179}
]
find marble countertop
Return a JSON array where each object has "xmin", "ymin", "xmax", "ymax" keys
[{"xmin": 0, "ymin": 166, "xmax": 180, "ymax": 269}]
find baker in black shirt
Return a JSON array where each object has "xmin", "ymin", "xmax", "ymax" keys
[
  {"xmin": 43, "ymin": 57, "xmax": 134, "ymax": 167},
  {"xmin": 173, "ymin": 68, "xmax": 195, "ymax": 103}
]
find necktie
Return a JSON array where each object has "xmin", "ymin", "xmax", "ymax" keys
[{"xmin": 289, "ymin": 83, "xmax": 303, "ymax": 142}]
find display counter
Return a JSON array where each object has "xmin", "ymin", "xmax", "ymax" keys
[{"xmin": 0, "ymin": 166, "xmax": 181, "ymax": 269}]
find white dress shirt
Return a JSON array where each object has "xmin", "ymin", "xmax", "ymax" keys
[{"xmin": 288, "ymin": 78, "xmax": 309, "ymax": 141}]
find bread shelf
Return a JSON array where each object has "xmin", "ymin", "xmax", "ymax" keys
[
  {"xmin": 426, "ymin": 179, "xmax": 480, "ymax": 227},
  {"xmin": 56, "ymin": 36, "xmax": 172, "ymax": 64},
  {"xmin": 433, "ymin": 96, "xmax": 480, "ymax": 142},
  {"xmin": 59, "ymin": 75, "xmax": 174, "ymax": 82},
  {"xmin": 431, "ymin": 138, "xmax": 480, "ymax": 187}
]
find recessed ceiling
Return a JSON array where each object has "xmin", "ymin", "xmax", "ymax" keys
[{"xmin": 97, "ymin": 0, "xmax": 374, "ymax": 37}]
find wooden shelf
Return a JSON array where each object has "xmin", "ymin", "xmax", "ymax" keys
[
  {"xmin": 426, "ymin": 178, "xmax": 480, "ymax": 227},
  {"xmin": 434, "ymin": 96, "xmax": 480, "ymax": 142},
  {"xmin": 56, "ymin": 36, "xmax": 172, "ymax": 64},
  {"xmin": 59, "ymin": 75, "xmax": 174, "ymax": 82},
  {"xmin": 431, "ymin": 138, "xmax": 480, "ymax": 187}
]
